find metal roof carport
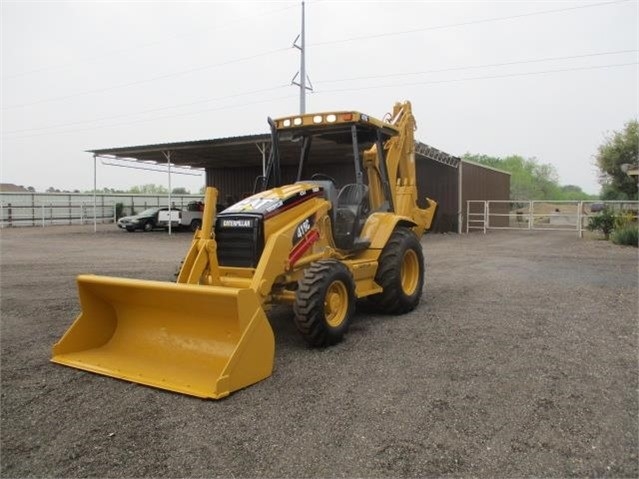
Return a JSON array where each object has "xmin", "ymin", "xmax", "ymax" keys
[{"xmin": 89, "ymin": 134, "xmax": 506, "ymax": 233}]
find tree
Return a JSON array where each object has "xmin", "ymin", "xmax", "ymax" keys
[
  {"xmin": 559, "ymin": 185, "xmax": 594, "ymax": 201},
  {"xmin": 82, "ymin": 187, "xmax": 123, "ymax": 193},
  {"xmin": 171, "ymin": 187, "xmax": 190, "ymax": 195},
  {"xmin": 129, "ymin": 184, "xmax": 168, "ymax": 194},
  {"xmin": 464, "ymin": 153, "xmax": 598, "ymax": 201},
  {"xmin": 595, "ymin": 120, "xmax": 638, "ymax": 200}
]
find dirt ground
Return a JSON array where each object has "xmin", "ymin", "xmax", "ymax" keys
[{"xmin": 1, "ymin": 225, "xmax": 637, "ymax": 478}]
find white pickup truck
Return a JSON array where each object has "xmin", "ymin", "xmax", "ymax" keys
[{"xmin": 158, "ymin": 201, "xmax": 204, "ymax": 231}]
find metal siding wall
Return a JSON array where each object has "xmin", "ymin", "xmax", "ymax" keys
[
  {"xmin": 415, "ymin": 159, "xmax": 459, "ymax": 233},
  {"xmin": 460, "ymin": 162, "xmax": 511, "ymax": 230},
  {"xmin": 206, "ymin": 163, "xmax": 356, "ymax": 201},
  {"xmin": 206, "ymin": 167, "xmax": 262, "ymax": 203},
  {"xmin": 290, "ymin": 163, "xmax": 357, "ymax": 185}
]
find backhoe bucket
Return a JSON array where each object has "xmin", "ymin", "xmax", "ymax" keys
[{"xmin": 51, "ymin": 275, "xmax": 274, "ymax": 399}]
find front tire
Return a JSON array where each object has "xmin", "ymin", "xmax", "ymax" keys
[
  {"xmin": 368, "ymin": 227, "xmax": 424, "ymax": 314},
  {"xmin": 190, "ymin": 219, "xmax": 202, "ymax": 232},
  {"xmin": 294, "ymin": 260, "xmax": 355, "ymax": 347}
]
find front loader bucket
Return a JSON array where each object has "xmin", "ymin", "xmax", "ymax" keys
[{"xmin": 51, "ymin": 275, "xmax": 274, "ymax": 399}]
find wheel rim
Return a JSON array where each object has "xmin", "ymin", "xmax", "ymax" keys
[
  {"xmin": 324, "ymin": 280, "xmax": 348, "ymax": 328},
  {"xmin": 400, "ymin": 249, "xmax": 420, "ymax": 296}
]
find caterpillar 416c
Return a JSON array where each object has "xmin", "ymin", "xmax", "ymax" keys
[{"xmin": 51, "ymin": 101, "xmax": 438, "ymax": 399}]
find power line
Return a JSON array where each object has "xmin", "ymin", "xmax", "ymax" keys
[
  {"xmin": 314, "ymin": 62, "xmax": 638, "ymax": 94},
  {"xmin": 315, "ymin": 49, "xmax": 638, "ymax": 84},
  {"xmin": 2, "ymin": 47, "xmax": 291, "ymax": 110},
  {"xmin": 3, "ymin": 93, "xmax": 297, "ymax": 140},
  {"xmin": 310, "ymin": 0, "xmax": 631, "ymax": 47},
  {"xmin": 8, "ymin": 49, "xmax": 635, "ymax": 135},
  {"xmin": 3, "ymin": 4, "xmax": 297, "ymax": 80},
  {"xmin": 6, "ymin": 62, "xmax": 636, "ymax": 140},
  {"xmin": 3, "ymin": 85, "xmax": 290, "ymax": 135},
  {"xmin": 3, "ymin": 1, "xmax": 630, "ymax": 110}
]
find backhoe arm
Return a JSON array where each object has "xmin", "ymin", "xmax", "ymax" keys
[{"xmin": 384, "ymin": 101, "xmax": 437, "ymax": 235}]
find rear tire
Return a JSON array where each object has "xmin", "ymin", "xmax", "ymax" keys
[
  {"xmin": 294, "ymin": 260, "xmax": 355, "ymax": 347},
  {"xmin": 367, "ymin": 227, "xmax": 424, "ymax": 314},
  {"xmin": 143, "ymin": 220, "xmax": 154, "ymax": 232}
]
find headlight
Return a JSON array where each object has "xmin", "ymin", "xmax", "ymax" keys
[
  {"xmin": 326, "ymin": 114, "xmax": 337, "ymax": 123},
  {"xmin": 313, "ymin": 115, "xmax": 323, "ymax": 124},
  {"xmin": 293, "ymin": 117, "xmax": 303, "ymax": 126},
  {"xmin": 283, "ymin": 119, "xmax": 291, "ymax": 127}
]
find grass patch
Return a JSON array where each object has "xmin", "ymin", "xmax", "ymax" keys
[{"xmin": 611, "ymin": 225, "xmax": 639, "ymax": 247}]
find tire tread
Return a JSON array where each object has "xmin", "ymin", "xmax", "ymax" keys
[
  {"xmin": 368, "ymin": 228, "xmax": 424, "ymax": 314},
  {"xmin": 293, "ymin": 260, "xmax": 353, "ymax": 347}
]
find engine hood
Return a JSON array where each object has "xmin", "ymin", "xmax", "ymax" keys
[{"xmin": 219, "ymin": 183, "xmax": 323, "ymax": 219}]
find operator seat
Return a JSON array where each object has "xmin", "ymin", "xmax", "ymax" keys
[
  {"xmin": 334, "ymin": 183, "xmax": 370, "ymax": 251},
  {"xmin": 303, "ymin": 180, "xmax": 338, "ymax": 207}
]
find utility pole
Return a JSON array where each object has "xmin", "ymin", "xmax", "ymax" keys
[{"xmin": 292, "ymin": 1, "xmax": 312, "ymax": 114}]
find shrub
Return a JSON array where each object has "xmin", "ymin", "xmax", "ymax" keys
[
  {"xmin": 587, "ymin": 208, "xmax": 617, "ymax": 240},
  {"xmin": 615, "ymin": 210, "xmax": 638, "ymax": 229},
  {"xmin": 611, "ymin": 225, "xmax": 639, "ymax": 247},
  {"xmin": 115, "ymin": 202, "xmax": 125, "ymax": 219}
]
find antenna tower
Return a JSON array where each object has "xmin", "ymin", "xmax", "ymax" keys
[{"xmin": 291, "ymin": 1, "xmax": 313, "ymax": 114}]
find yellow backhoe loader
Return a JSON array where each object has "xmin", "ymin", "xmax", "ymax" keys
[{"xmin": 51, "ymin": 101, "xmax": 438, "ymax": 399}]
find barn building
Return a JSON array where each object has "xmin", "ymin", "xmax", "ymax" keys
[{"xmin": 91, "ymin": 134, "xmax": 510, "ymax": 233}]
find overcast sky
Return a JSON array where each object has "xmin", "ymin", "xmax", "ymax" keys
[{"xmin": 2, "ymin": 0, "xmax": 637, "ymax": 194}]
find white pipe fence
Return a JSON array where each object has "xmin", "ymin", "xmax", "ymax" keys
[
  {"xmin": 0, "ymin": 192, "xmax": 204, "ymax": 228},
  {"xmin": 466, "ymin": 200, "xmax": 639, "ymax": 237}
]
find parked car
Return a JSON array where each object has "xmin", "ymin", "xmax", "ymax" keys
[{"xmin": 117, "ymin": 207, "xmax": 181, "ymax": 232}]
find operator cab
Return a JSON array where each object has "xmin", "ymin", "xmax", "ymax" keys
[{"xmin": 260, "ymin": 111, "xmax": 399, "ymax": 251}]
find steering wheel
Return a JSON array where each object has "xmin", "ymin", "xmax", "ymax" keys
[{"xmin": 310, "ymin": 173, "xmax": 338, "ymax": 187}]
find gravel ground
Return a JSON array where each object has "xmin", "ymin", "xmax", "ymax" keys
[{"xmin": 1, "ymin": 225, "xmax": 637, "ymax": 478}]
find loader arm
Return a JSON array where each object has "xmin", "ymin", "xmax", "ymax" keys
[{"xmin": 177, "ymin": 187, "xmax": 221, "ymax": 285}]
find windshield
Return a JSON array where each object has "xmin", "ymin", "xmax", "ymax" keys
[
  {"xmin": 137, "ymin": 208, "xmax": 160, "ymax": 216},
  {"xmin": 257, "ymin": 119, "xmax": 394, "ymax": 195},
  {"xmin": 276, "ymin": 125, "xmax": 381, "ymax": 185}
]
